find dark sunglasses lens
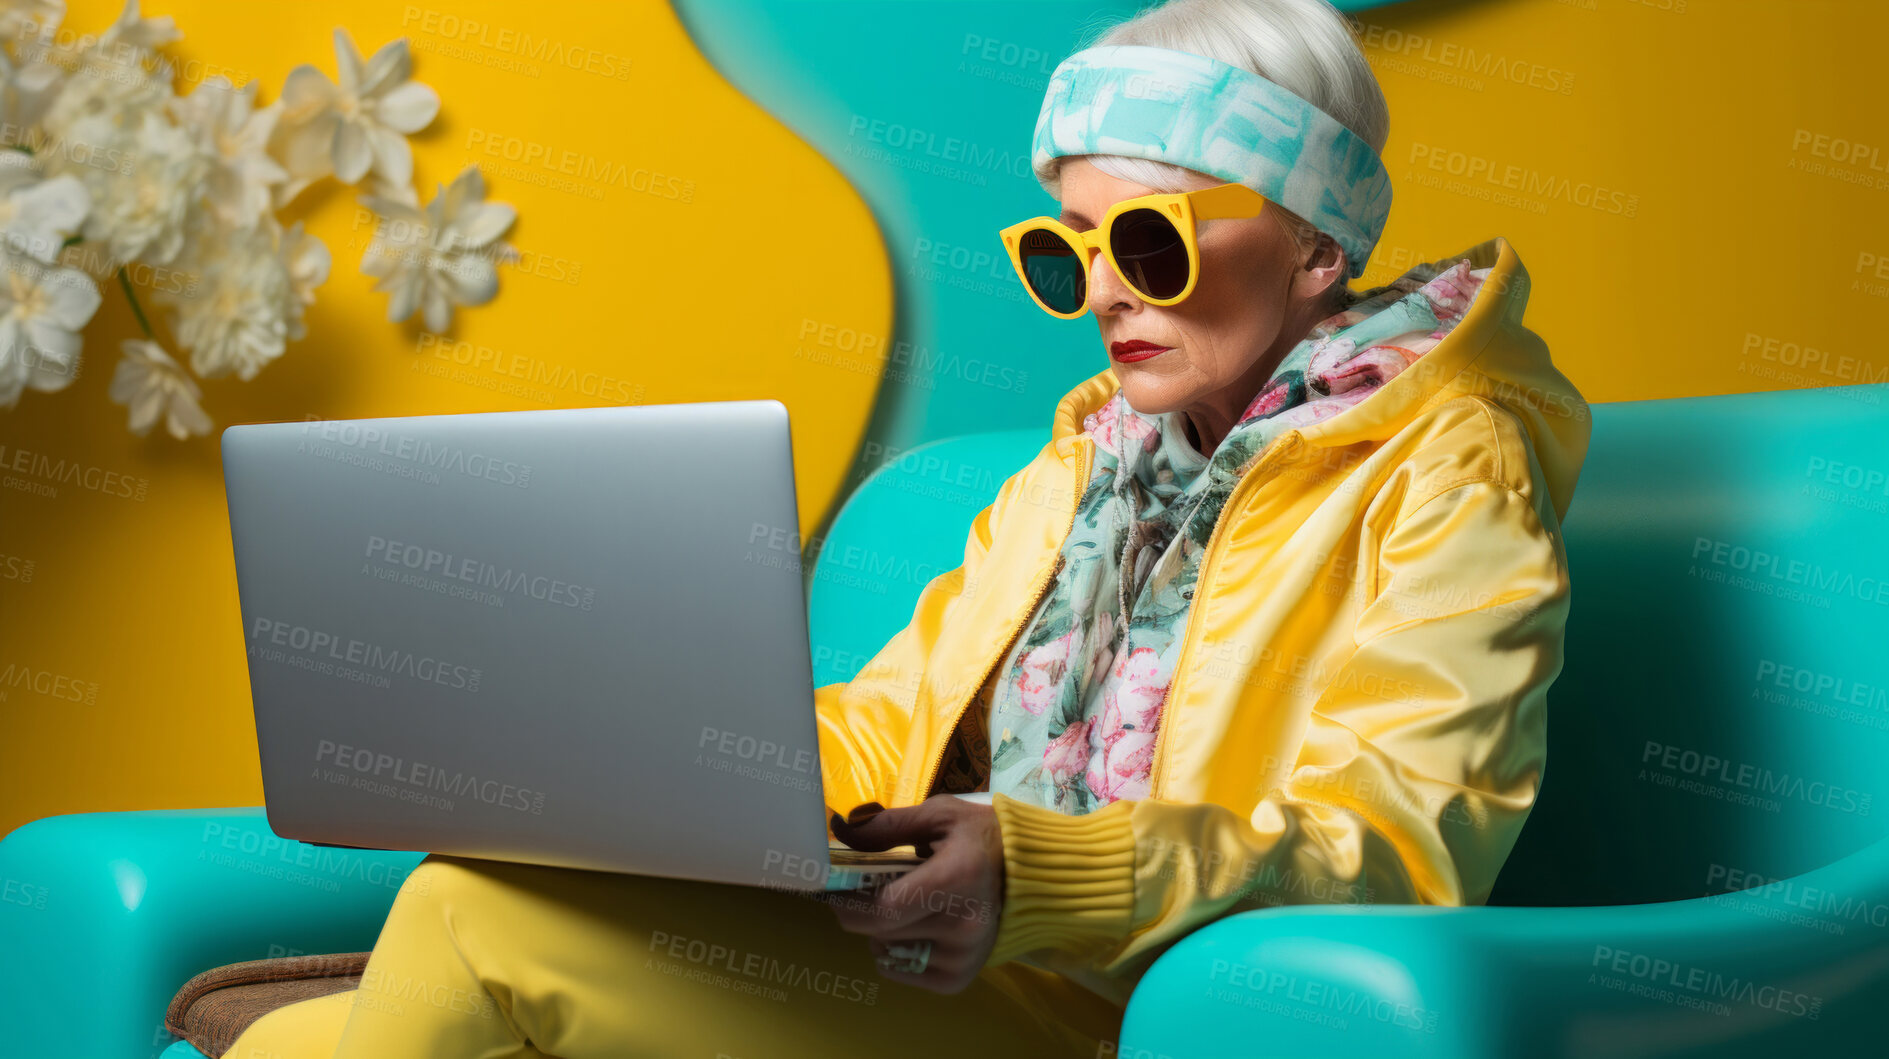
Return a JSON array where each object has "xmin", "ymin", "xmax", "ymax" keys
[
  {"xmin": 1017, "ymin": 228, "xmax": 1085, "ymax": 314},
  {"xmin": 1109, "ymin": 208, "xmax": 1190, "ymax": 300}
]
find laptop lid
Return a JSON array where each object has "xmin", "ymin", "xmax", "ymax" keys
[{"xmin": 222, "ymin": 400, "xmax": 842, "ymax": 891}]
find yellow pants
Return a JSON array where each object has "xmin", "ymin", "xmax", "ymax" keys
[{"xmin": 227, "ymin": 854, "xmax": 1126, "ymax": 1058}]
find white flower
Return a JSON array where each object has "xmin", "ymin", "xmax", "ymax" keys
[
  {"xmin": 270, "ymin": 30, "xmax": 438, "ymax": 199},
  {"xmin": 0, "ymin": 250, "xmax": 101, "ymax": 408},
  {"xmin": 277, "ymin": 219, "xmax": 330, "ymax": 336},
  {"xmin": 109, "ymin": 337, "xmax": 210, "ymax": 439},
  {"xmin": 35, "ymin": 0, "xmax": 174, "ymax": 141},
  {"xmin": 0, "ymin": 0, "xmax": 63, "ymax": 43},
  {"xmin": 171, "ymin": 76, "xmax": 286, "ymax": 227},
  {"xmin": 363, "ymin": 170, "xmax": 419, "ymax": 209},
  {"xmin": 97, "ymin": 0, "xmax": 179, "ymax": 53},
  {"xmin": 51, "ymin": 107, "xmax": 204, "ymax": 266},
  {"xmin": 361, "ymin": 165, "xmax": 515, "ymax": 332},
  {"xmin": 0, "ymin": 42, "xmax": 64, "ymax": 135},
  {"xmin": 157, "ymin": 211, "xmax": 326, "ymax": 380},
  {"xmin": 0, "ymin": 154, "xmax": 88, "ymax": 262},
  {"xmin": 34, "ymin": 0, "xmax": 198, "ymax": 269}
]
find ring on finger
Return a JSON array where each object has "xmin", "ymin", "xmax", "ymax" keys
[{"xmin": 878, "ymin": 939, "xmax": 932, "ymax": 975}]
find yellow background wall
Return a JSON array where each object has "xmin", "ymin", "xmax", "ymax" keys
[
  {"xmin": 1357, "ymin": 0, "xmax": 1889, "ymax": 403},
  {"xmin": 5, "ymin": 0, "xmax": 1888, "ymax": 838},
  {"xmin": 0, "ymin": 0, "xmax": 892, "ymax": 836}
]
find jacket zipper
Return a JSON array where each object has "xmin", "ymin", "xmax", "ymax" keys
[
  {"xmin": 1147, "ymin": 430, "xmax": 1304, "ymax": 800},
  {"xmin": 913, "ymin": 439, "xmax": 1091, "ymax": 803}
]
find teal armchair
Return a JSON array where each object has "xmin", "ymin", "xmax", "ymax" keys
[
  {"xmin": 5, "ymin": 383, "xmax": 1887, "ymax": 1057},
  {"xmin": 811, "ymin": 383, "xmax": 1889, "ymax": 1057}
]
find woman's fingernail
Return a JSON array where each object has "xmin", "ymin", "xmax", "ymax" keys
[{"xmin": 847, "ymin": 802, "xmax": 885, "ymax": 824}]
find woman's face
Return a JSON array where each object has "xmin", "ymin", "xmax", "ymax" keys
[{"xmin": 1056, "ymin": 156, "xmax": 1344, "ymax": 454}]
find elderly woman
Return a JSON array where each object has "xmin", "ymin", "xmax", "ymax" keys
[{"xmin": 228, "ymin": 0, "xmax": 1587, "ymax": 1055}]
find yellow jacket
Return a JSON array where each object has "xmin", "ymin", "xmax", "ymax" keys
[{"xmin": 815, "ymin": 236, "xmax": 1590, "ymax": 1006}]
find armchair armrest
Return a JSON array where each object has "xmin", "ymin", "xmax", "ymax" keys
[
  {"xmin": 0, "ymin": 807, "xmax": 425, "ymax": 1059},
  {"xmin": 1119, "ymin": 904, "xmax": 1504, "ymax": 1058},
  {"xmin": 1119, "ymin": 833, "xmax": 1889, "ymax": 1059}
]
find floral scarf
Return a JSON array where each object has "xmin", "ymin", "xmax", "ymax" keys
[{"xmin": 982, "ymin": 257, "xmax": 1490, "ymax": 814}]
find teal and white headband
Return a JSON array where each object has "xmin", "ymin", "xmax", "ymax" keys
[{"xmin": 1031, "ymin": 44, "xmax": 1391, "ymax": 280}]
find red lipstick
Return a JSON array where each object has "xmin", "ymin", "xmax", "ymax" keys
[{"xmin": 1111, "ymin": 340, "xmax": 1170, "ymax": 363}]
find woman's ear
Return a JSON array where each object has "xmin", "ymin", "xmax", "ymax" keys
[{"xmin": 1290, "ymin": 233, "xmax": 1348, "ymax": 313}]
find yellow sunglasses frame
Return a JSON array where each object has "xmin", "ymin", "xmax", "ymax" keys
[{"xmin": 998, "ymin": 181, "xmax": 1267, "ymax": 319}]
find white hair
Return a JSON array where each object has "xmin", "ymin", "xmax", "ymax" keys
[{"xmin": 1047, "ymin": 0, "xmax": 1389, "ymax": 292}]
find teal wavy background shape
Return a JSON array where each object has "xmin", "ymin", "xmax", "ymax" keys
[{"xmin": 669, "ymin": 0, "xmax": 1408, "ymax": 500}]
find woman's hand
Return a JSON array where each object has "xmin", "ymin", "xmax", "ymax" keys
[{"xmin": 824, "ymin": 795, "xmax": 1005, "ymax": 995}]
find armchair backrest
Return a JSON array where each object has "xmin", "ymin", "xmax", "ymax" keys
[
  {"xmin": 807, "ymin": 429, "xmax": 1044, "ymax": 689},
  {"xmin": 1497, "ymin": 382, "xmax": 1889, "ymax": 906},
  {"xmin": 807, "ymin": 384, "xmax": 1889, "ymax": 908}
]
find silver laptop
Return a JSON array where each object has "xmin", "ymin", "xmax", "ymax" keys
[{"xmin": 222, "ymin": 400, "xmax": 918, "ymax": 893}]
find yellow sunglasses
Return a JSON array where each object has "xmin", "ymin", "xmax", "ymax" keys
[{"xmin": 999, "ymin": 181, "xmax": 1266, "ymax": 319}]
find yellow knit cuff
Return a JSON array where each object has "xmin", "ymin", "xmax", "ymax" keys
[{"xmin": 986, "ymin": 793, "xmax": 1136, "ymax": 967}]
